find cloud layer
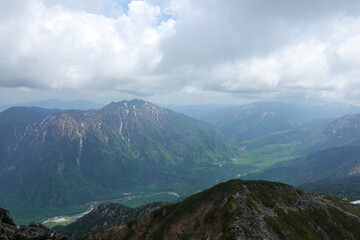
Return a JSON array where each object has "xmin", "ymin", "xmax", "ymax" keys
[{"xmin": 1, "ymin": 0, "xmax": 360, "ymax": 103}]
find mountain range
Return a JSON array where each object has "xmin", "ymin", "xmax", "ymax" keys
[
  {"xmin": 0, "ymin": 100, "xmax": 238, "ymax": 213},
  {"xmin": 240, "ymin": 112, "xmax": 360, "ymax": 196},
  {"xmin": 0, "ymin": 99, "xmax": 103, "ymax": 112},
  {"xmin": 2, "ymin": 97, "xmax": 360, "ymax": 225},
  {"xmin": 181, "ymin": 98, "xmax": 360, "ymax": 143},
  {"xmin": 244, "ymin": 146, "xmax": 360, "ymax": 185}
]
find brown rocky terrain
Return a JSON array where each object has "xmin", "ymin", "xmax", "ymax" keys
[
  {"xmin": 54, "ymin": 202, "xmax": 167, "ymax": 239},
  {"xmin": 81, "ymin": 179, "xmax": 360, "ymax": 240}
]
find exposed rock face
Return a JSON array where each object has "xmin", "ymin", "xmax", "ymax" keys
[
  {"xmin": 0, "ymin": 208, "xmax": 68, "ymax": 240},
  {"xmin": 0, "ymin": 209, "xmax": 16, "ymax": 226},
  {"xmin": 54, "ymin": 202, "xmax": 167, "ymax": 239},
  {"xmin": 0, "ymin": 208, "xmax": 17, "ymax": 240},
  {"xmin": 81, "ymin": 180, "xmax": 360, "ymax": 240}
]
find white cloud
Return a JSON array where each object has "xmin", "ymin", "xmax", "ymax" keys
[
  {"xmin": 0, "ymin": 0, "xmax": 175, "ymax": 92},
  {"xmin": 2, "ymin": 0, "xmax": 360, "ymax": 104},
  {"xmin": 44, "ymin": 0, "xmax": 107, "ymax": 14},
  {"xmin": 156, "ymin": 6, "xmax": 360, "ymax": 103}
]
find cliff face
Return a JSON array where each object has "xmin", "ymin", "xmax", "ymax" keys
[
  {"xmin": 82, "ymin": 179, "xmax": 360, "ymax": 240},
  {"xmin": 0, "ymin": 208, "xmax": 68, "ymax": 240}
]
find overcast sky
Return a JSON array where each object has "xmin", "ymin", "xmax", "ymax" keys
[{"xmin": 1, "ymin": 0, "xmax": 360, "ymax": 105}]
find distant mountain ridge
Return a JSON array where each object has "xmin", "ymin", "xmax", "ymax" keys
[
  {"xmin": 163, "ymin": 104, "xmax": 232, "ymax": 121},
  {"xmin": 204, "ymin": 99, "xmax": 360, "ymax": 142},
  {"xmin": 322, "ymin": 114, "xmax": 360, "ymax": 146},
  {"xmin": 299, "ymin": 175, "xmax": 360, "ymax": 199},
  {"xmin": 243, "ymin": 112, "xmax": 360, "ymax": 157},
  {"xmin": 244, "ymin": 146, "xmax": 360, "ymax": 186},
  {"xmin": 0, "ymin": 99, "xmax": 103, "ymax": 112},
  {"xmin": 235, "ymin": 111, "xmax": 360, "ymax": 201},
  {"xmin": 0, "ymin": 99, "xmax": 238, "ymax": 211}
]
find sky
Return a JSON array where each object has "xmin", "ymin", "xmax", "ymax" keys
[{"xmin": 1, "ymin": 0, "xmax": 360, "ymax": 105}]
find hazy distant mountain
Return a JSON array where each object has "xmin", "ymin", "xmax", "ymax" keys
[
  {"xmin": 244, "ymin": 146, "xmax": 360, "ymax": 186},
  {"xmin": 244, "ymin": 113, "xmax": 360, "ymax": 152},
  {"xmin": 206, "ymin": 99, "xmax": 360, "ymax": 142},
  {"xmin": 0, "ymin": 100, "xmax": 238, "ymax": 210},
  {"xmin": 299, "ymin": 175, "xmax": 360, "ymax": 199},
  {"xmin": 261, "ymin": 98, "xmax": 360, "ymax": 123},
  {"xmin": 0, "ymin": 106, "xmax": 62, "ymax": 125},
  {"xmin": 81, "ymin": 179, "xmax": 360, "ymax": 240},
  {"xmin": 163, "ymin": 104, "xmax": 232, "ymax": 121},
  {"xmin": 217, "ymin": 109, "xmax": 360, "ymax": 202},
  {"xmin": 209, "ymin": 104, "xmax": 295, "ymax": 142},
  {"xmin": 0, "ymin": 99, "xmax": 103, "ymax": 112},
  {"xmin": 321, "ymin": 114, "xmax": 360, "ymax": 146}
]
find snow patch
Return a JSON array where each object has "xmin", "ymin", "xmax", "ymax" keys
[{"xmin": 77, "ymin": 138, "xmax": 83, "ymax": 166}]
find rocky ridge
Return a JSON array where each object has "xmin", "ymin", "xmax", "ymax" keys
[
  {"xmin": 54, "ymin": 202, "xmax": 167, "ymax": 239},
  {"xmin": 81, "ymin": 179, "xmax": 360, "ymax": 240}
]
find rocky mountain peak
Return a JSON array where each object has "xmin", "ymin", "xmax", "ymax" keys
[
  {"xmin": 101, "ymin": 99, "xmax": 168, "ymax": 116},
  {"xmin": 0, "ymin": 99, "xmax": 237, "ymax": 211}
]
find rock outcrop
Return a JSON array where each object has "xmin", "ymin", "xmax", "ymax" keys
[
  {"xmin": 54, "ymin": 202, "xmax": 167, "ymax": 239},
  {"xmin": 0, "ymin": 208, "xmax": 68, "ymax": 240}
]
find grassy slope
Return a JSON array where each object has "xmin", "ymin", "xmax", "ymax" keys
[{"xmin": 232, "ymin": 127, "xmax": 324, "ymax": 172}]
